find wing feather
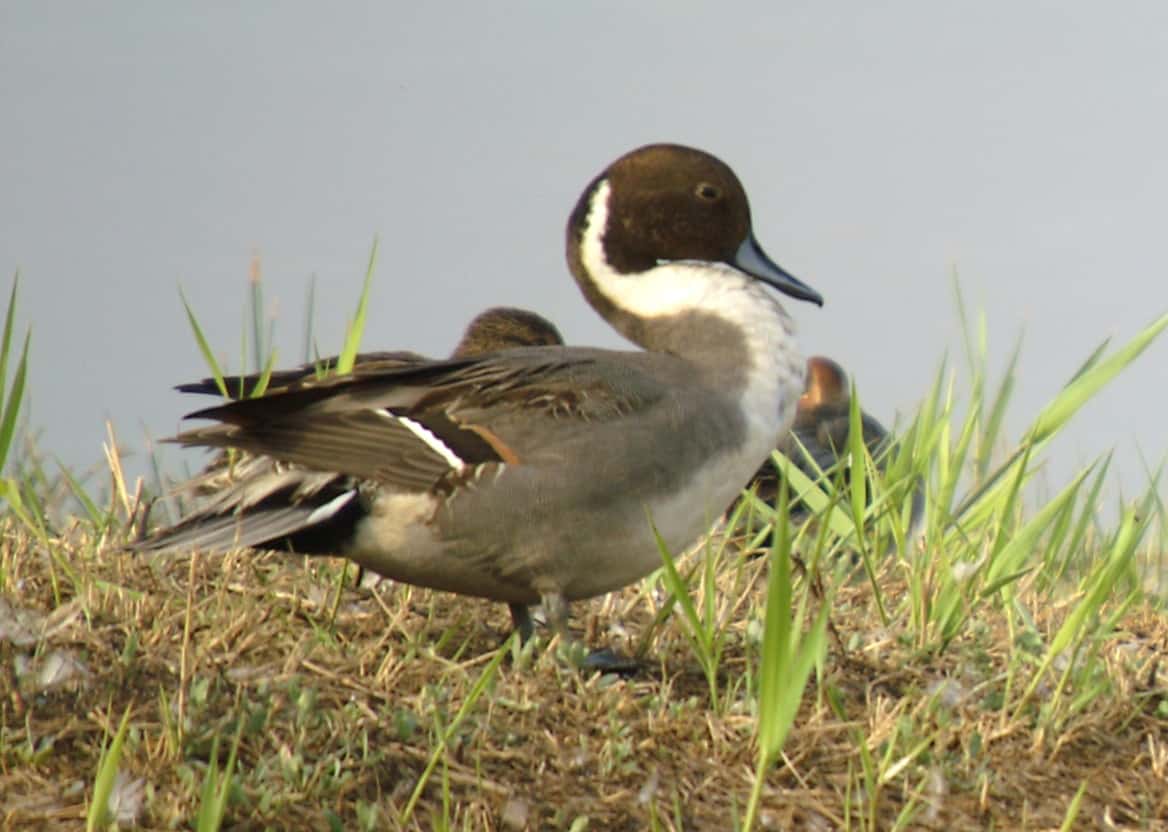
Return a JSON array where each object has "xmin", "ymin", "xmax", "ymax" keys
[{"xmin": 168, "ymin": 349, "xmax": 665, "ymax": 492}]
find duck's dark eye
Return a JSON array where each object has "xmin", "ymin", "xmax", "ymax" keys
[{"xmin": 696, "ymin": 183, "xmax": 721, "ymax": 201}]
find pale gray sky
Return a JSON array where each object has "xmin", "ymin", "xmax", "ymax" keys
[{"xmin": 3, "ymin": 2, "xmax": 1167, "ymax": 500}]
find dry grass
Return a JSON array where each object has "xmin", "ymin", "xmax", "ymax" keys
[{"xmin": 2, "ymin": 515, "xmax": 1166, "ymax": 831}]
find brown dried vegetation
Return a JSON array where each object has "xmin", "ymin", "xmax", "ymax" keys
[{"xmin": 2, "ymin": 514, "xmax": 1166, "ymax": 831}]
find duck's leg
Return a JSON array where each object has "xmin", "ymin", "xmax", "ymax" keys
[
  {"xmin": 541, "ymin": 591, "xmax": 639, "ymax": 674},
  {"xmin": 540, "ymin": 592, "xmax": 571, "ymax": 643},
  {"xmin": 508, "ymin": 603, "xmax": 535, "ymax": 642}
]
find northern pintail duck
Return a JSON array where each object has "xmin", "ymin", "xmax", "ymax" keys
[
  {"xmin": 742, "ymin": 355, "xmax": 924, "ymax": 536},
  {"xmin": 136, "ymin": 143, "xmax": 823, "ymax": 653}
]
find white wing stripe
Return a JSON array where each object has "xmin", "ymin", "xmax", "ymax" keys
[
  {"xmin": 305, "ymin": 489, "xmax": 358, "ymax": 525},
  {"xmin": 388, "ymin": 411, "xmax": 468, "ymax": 472}
]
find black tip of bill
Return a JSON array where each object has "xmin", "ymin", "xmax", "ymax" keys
[{"xmin": 733, "ymin": 235, "xmax": 824, "ymax": 307}]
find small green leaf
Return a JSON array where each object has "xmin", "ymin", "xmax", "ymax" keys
[
  {"xmin": 179, "ymin": 286, "xmax": 228, "ymax": 398},
  {"xmin": 337, "ymin": 237, "xmax": 379, "ymax": 375},
  {"xmin": 87, "ymin": 705, "xmax": 133, "ymax": 832}
]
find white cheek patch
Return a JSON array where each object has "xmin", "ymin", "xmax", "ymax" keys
[
  {"xmin": 391, "ymin": 412, "xmax": 468, "ymax": 473},
  {"xmin": 579, "ymin": 180, "xmax": 764, "ymax": 321}
]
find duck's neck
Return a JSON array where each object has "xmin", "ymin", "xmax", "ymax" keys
[{"xmin": 567, "ymin": 179, "xmax": 805, "ymax": 436}]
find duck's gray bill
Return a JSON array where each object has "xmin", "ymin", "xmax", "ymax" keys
[{"xmin": 733, "ymin": 234, "xmax": 823, "ymax": 307}]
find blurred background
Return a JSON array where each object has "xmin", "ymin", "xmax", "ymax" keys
[{"xmin": 2, "ymin": 2, "xmax": 1166, "ymax": 501}]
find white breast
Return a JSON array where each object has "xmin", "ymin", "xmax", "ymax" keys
[{"xmin": 578, "ymin": 179, "xmax": 807, "ymax": 554}]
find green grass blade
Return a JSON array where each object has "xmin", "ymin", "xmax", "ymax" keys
[
  {"xmin": 179, "ymin": 287, "xmax": 228, "ymax": 398},
  {"xmin": 756, "ymin": 478, "xmax": 794, "ymax": 760},
  {"xmin": 654, "ymin": 518, "xmax": 719, "ymax": 709},
  {"xmin": 87, "ymin": 704, "xmax": 133, "ymax": 832},
  {"xmin": 1059, "ymin": 781, "xmax": 1088, "ymax": 832},
  {"xmin": 1012, "ymin": 506, "xmax": 1146, "ymax": 720},
  {"xmin": 0, "ymin": 330, "xmax": 30, "ymax": 471},
  {"xmin": 773, "ymin": 451, "xmax": 853, "ymax": 539},
  {"xmin": 1030, "ymin": 311, "xmax": 1168, "ymax": 443},
  {"xmin": 249, "ymin": 256, "xmax": 265, "ymax": 374},
  {"xmin": 983, "ymin": 464, "xmax": 1092, "ymax": 589},
  {"xmin": 1065, "ymin": 337, "xmax": 1110, "ymax": 385},
  {"xmin": 952, "ymin": 275, "xmax": 975, "ymax": 374},
  {"xmin": 195, "ymin": 735, "xmax": 222, "ymax": 831},
  {"xmin": 745, "ymin": 477, "xmax": 830, "ymax": 831},
  {"xmin": 0, "ymin": 273, "xmax": 19, "ymax": 397},
  {"xmin": 977, "ymin": 332, "xmax": 1022, "ymax": 478},
  {"xmin": 847, "ymin": 385, "xmax": 867, "ymax": 531},
  {"xmin": 55, "ymin": 460, "xmax": 105, "ymax": 529},
  {"xmin": 248, "ymin": 347, "xmax": 279, "ymax": 399},
  {"xmin": 303, "ymin": 273, "xmax": 318, "ymax": 365},
  {"xmin": 194, "ymin": 722, "xmax": 243, "ymax": 832},
  {"xmin": 946, "ymin": 310, "xmax": 1164, "ymax": 530},
  {"xmin": 337, "ymin": 237, "xmax": 379, "ymax": 374},
  {"xmin": 399, "ymin": 635, "xmax": 510, "ymax": 824}
]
